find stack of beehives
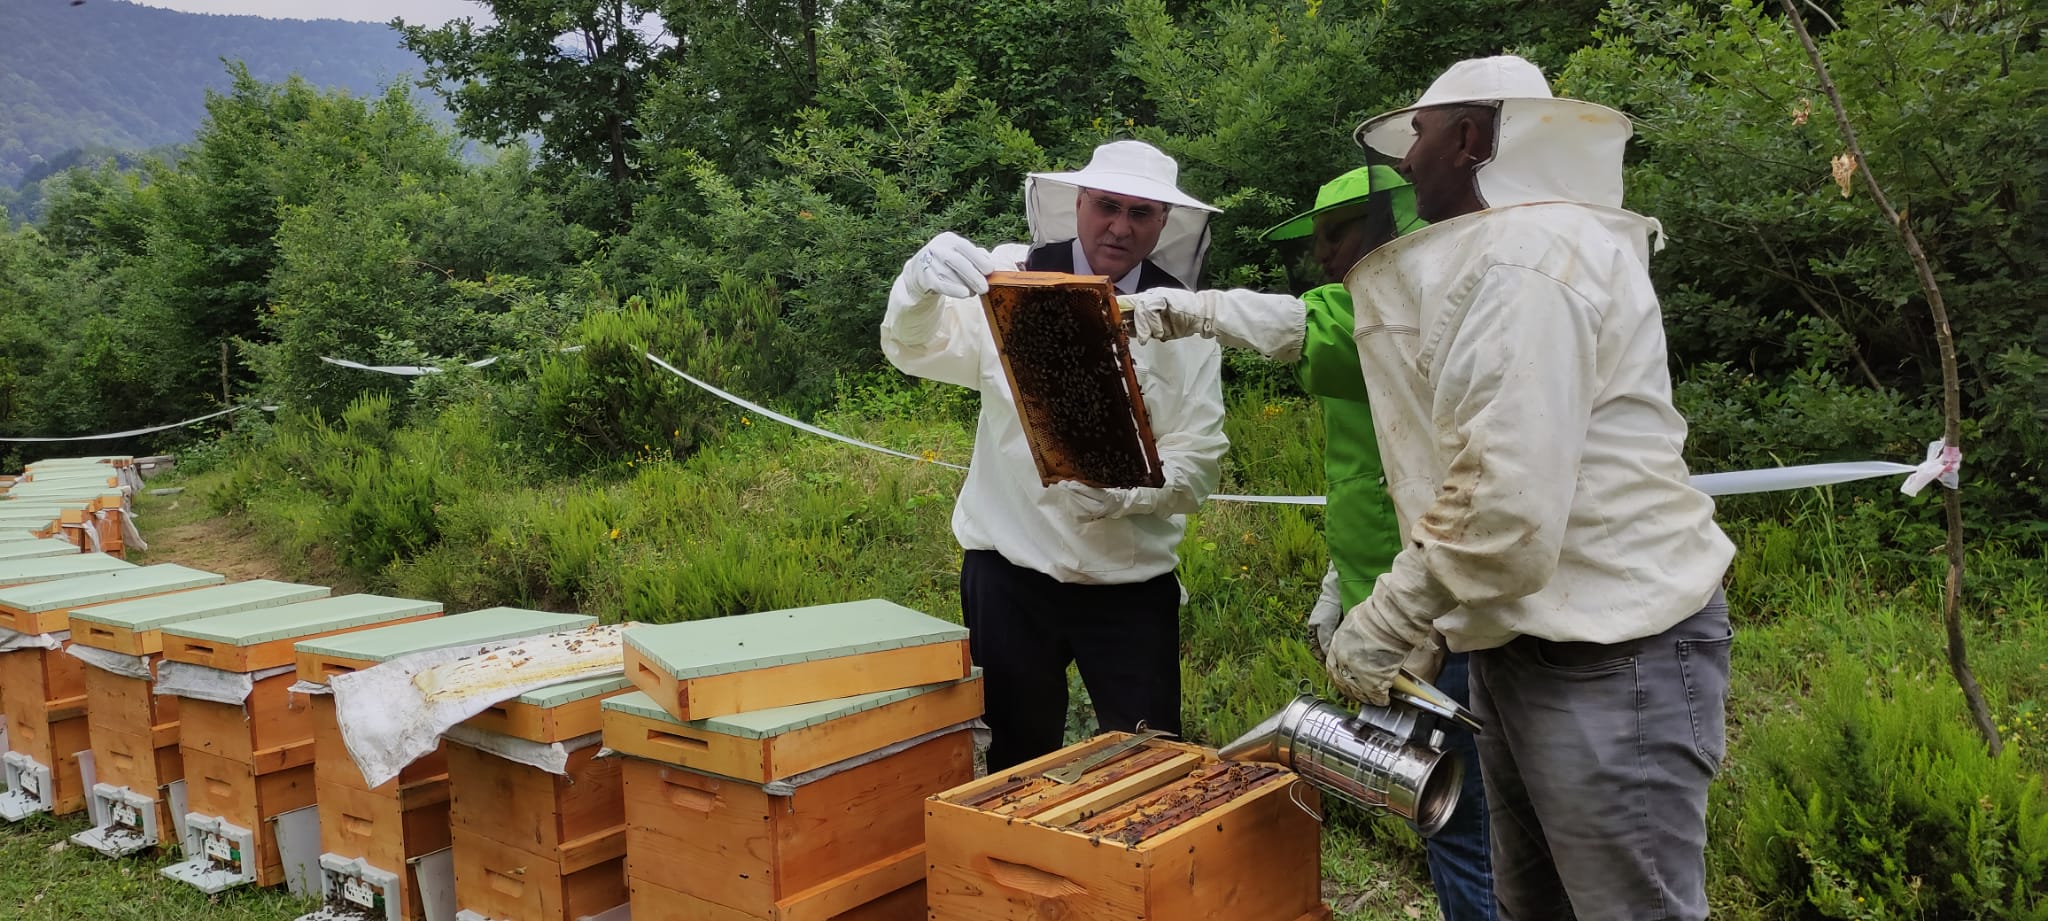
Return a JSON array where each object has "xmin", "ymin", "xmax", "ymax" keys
[
  {"xmin": 600, "ymin": 599, "xmax": 984, "ymax": 921},
  {"xmin": 0, "ymin": 456, "xmax": 142, "ymax": 556}
]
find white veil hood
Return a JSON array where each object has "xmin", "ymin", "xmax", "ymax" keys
[{"xmin": 1025, "ymin": 140, "xmax": 1219, "ymax": 287}]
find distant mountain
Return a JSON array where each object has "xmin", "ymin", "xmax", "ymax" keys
[{"xmin": 1, "ymin": 0, "xmax": 438, "ymax": 188}]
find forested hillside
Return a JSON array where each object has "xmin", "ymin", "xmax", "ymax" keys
[{"xmin": 0, "ymin": 0, "xmax": 434, "ymax": 189}]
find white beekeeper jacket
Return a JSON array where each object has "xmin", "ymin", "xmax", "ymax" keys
[
  {"xmin": 880, "ymin": 238, "xmax": 1226, "ymax": 585},
  {"xmin": 1342, "ymin": 58, "xmax": 1735, "ymax": 652}
]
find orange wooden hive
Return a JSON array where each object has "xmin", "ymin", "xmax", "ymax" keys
[
  {"xmin": 295, "ymin": 607, "xmax": 596, "ymax": 921},
  {"xmin": 157, "ymin": 594, "xmax": 441, "ymax": 893},
  {"xmin": 67, "ymin": 580, "xmax": 331, "ymax": 856},
  {"xmin": 606, "ymin": 678, "xmax": 982, "ymax": 921},
  {"xmin": 924, "ymin": 732, "xmax": 1329, "ymax": 921},
  {"xmin": 448, "ymin": 673, "xmax": 638, "ymax": 921},
  {"xmin": 0, "ymin": 564, "xmax": 222, "ymax": 823},
  {"xmin": 978, "ymin": 270, "xmax": 1165, "ymax": 489}
]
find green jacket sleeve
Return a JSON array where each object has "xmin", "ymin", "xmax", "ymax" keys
[{"xmin": 1296, "ymin": 284, "xmax": 1369, "ymax": 403}]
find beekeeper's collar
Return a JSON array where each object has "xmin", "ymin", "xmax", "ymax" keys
[
  {"xmin": 1026, "ymin": 140, "xmax": 1219, "ymax": 287},
  {"xmin": 1353, "ymin": 55, "xmax": 1631, "ymax": 211}
]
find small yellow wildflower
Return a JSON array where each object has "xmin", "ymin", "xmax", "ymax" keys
[{"xmin": 608, "ymin": 528, "xmax": 621, "ymax": 540}]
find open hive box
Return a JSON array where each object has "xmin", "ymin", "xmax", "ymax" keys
[
  {"xmin": 978, "ymin": 271, "xmax": 1164, "ymax": 490},
  {"xmin": 926, "ymin": 732, "xmax": 1329, "ymax": 921},
  {"xmin": 158, "ymin": 594, "xmax": 442, "ymax": 894},
  {"xmin": 0, "ymin": 564, "xmax": 224, "ymax": 822},
  {"xmin": 448, "ymin": 672, "xmax": 637, "ymax": 921},
  {"xmin": 68, "ymin": 579, "xmax": 332, "ymax": 856},
  {"xmin": 294, "ymin": 606, "xmax": 597, "ymax": 921}
]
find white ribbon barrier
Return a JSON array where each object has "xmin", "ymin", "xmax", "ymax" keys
[
  {"xmin": 311, "ymin": 349, "xmax": 1973, "ymax": 502},
  {"xmin": 318, "ymin": 356, "xmax": 499, "ymax": 376},
  {"xmin": 0, "ymin": 405, "xmax": 247, "ymax": 443}
]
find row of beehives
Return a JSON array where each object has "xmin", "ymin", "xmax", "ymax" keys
[
  {"xmin": 1, "ymin": 460, "xmax": 1330, "ymax": 921},
  {"xmin": 0, "ymin": 455, "xmax": 148, "ymax": 560}
]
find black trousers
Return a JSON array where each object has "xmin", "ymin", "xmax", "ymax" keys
[{"xmin": 960, "ymin": 549, "xmax": 1182, "ymax": 772}]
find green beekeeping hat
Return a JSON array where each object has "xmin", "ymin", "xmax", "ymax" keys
[{"xmin": 1259, "ymin": 165, "xmax": 1425, "ymax": 242}]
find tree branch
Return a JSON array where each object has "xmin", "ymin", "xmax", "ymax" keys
[{"xmin": 1777, "ymin": 0, "xmax": 1999, "ymax": 754}]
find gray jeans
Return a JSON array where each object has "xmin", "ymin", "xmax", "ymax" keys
[{"xmin": 1468, "ymin": 590, "xmax": 1732, "ymax": 921}]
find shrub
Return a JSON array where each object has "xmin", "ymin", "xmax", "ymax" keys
[{"xmin": 1719, "ymin": 661, "xmax": 2048, "ymax": 920}]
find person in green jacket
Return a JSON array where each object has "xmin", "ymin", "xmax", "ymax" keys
[{"xmin": 1121, "ymin": 166, "xmax": 1497, "ymax": 921}]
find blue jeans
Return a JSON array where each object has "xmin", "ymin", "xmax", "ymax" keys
[{"xmin": 1423, "ymin": 652, "xmax": 1499, "ymax": 921}]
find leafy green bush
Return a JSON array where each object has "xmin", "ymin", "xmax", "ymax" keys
[
  {"xmin": 1719, "ymin": 661, "xmax": 2047, "ymax": 919},
  {"xmin": 531, "ymin": 277, "xmax": 807, "ymax": 471}
]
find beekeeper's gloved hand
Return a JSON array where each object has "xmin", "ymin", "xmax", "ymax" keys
[
  {"xmin": 905, "ymin": 232, "xmax": 1005, "ymax": 300},
  {"xmin": 1307, "ymin": 564, "xmax": 1343, "ymax": 661},
  {"xmin": 1046, "ymin": 479, "xmax": 1200, "ymax": 523},
  {"xmin": 1117, "ymin": 289, "xmax": 1306, "ymax": 362},
  {"xmin": 1325, "ymin": 592, "xmax": 1437, "ymax": 707}
]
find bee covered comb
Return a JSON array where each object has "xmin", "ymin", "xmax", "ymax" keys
[{"xmin": 980, "ymin": 271, "xmax": 1166, "ymax": 490}]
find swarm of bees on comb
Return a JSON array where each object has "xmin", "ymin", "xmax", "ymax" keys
[{"xmin": 981, "ymin": 271, "xmax": 1165, "ymax": 490}]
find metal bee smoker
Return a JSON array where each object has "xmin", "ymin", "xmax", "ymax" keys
[{"xmin": 1219, "ymin": 671, "xmax": 1482, "ymax": 837}]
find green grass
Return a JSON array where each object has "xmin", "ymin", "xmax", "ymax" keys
[{"xmin": 0, "ymin": 814, "xmax": 312, "ymax": 920}]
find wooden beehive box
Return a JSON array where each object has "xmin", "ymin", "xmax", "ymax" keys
[
  {"xmin": 925, "ymin": 732, "xmax": 1328, "ymax": 921},
  {"xmin": 0, "ymin": 563, "xmax": 223, "ymax": 635},
  {"xmin": 297, "ymin": 607, "xmax": 596, "ymax": 921},
  {"xmin": 450, "ymin": 674, "xmax": 638, "ymax": 921},
  {"xmin": 979, "ymin": 271, "xmax": 1165, "ymax": 489},
  {"xmin": 0, "ymin": 565, "xmax": 224, "ymax": 819},
  {"xmin": 68, "ymin": 580, "xmax": 331, "ymax": 848},
  {"xmin": 602, "ymin": 673, "xmax": 982, "ymax": 785},
  {"xmin": 0, "ymin": 551, "xmax": 133, "ymax": 588},
  {"xmin": 159, "ymin": 594, "xmax": 441, "ymax": 888},
  {"xmin": 622, "ymin": 727, "xmax": 975, "ymax": 921},
  {"xmin": 0, "ymin": 538, "xmax": 76, "ymax": 562},
  {"xmin": 622, "ymin": 600, "xmax": 970, "ymax": 722}
]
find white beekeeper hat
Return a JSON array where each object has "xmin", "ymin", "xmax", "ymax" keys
[
  {"xmin": 1025, "ymin": 140, "xmax": 1220, "ymax": 287},
  {"xmin": 1353, "ymin": 55, "xmax": 1633, "ymax": 211}
]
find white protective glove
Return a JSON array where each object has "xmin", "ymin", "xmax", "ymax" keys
[
  {"xmin": 1117, "ymin": 289, "xmax": 1306, "ymax": 362},
  {"xmin": 1324, "ymin": 592, "xmax": 1440, "ymax": 707},
  {"xmin": 905, "ymin": 232, "xmax": 1006, "ymax": 300},
  {"xmin": 1046, "ymin": 479, "xmax": 1201, "ymax": 523},
  {"xmin": 1307, "ymin": 563, "xmax": 1343, "ymax": 661}
]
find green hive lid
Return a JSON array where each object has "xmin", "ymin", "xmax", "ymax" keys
[
  {"xmin": 71, "ymin": 580, "xmax": 332, "ymax": 633},
  {"xmin": 514, "ymin": 673, "xmax": 633, "ymax": 708},
  {"xmin": 0, "ymin": 540, "xmax": 82, "ymax": 561},
  {"xmin": 166, "ymin": 593, "xmax": 443, "ymax": 647},
  {"xmin": 0, "ymin": 564, "xmax": 225, "ymax": 613},
  {"xmin": 0, "ymin": 532, "xmax": 51, "ymax": 545},
  {"xmin": 622, "ymin": 599, "xmax": 967, "ymax": 679},
  {"xmin": 28, "ymin": 456, "xmax": 127, "ymax": 467},
  {"xmin": 602, "ymin": 668, "xmax": 980, "ymax": 739},
  {"xmin": 294, "ymin": 607, "xmax": 595, "ymax": 665},
  {"xmin": 0, "ymin": 554, "xmax": 137, "ymax": 586}
]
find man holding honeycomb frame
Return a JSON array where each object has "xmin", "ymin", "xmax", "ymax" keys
[{"xmin": 880, "ymin": 140, "xmax": 1229, "ymax": 771}]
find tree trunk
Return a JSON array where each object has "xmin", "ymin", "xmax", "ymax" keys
[{"xmin": 1778, "ymin": 0, "xmax": 2000, "ymax": 754}]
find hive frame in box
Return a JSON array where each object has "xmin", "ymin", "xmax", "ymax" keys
[
  {"xmin": 924, "ymin": 731, "xmax": 1330, "ymax": 921},
  {"xmin": 978, "ymin": 271, "xmax": 1165, "ymax": 490}
]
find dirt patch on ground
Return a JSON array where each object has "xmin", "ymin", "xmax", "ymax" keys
[{"xmin": 137, "ymin": 513, "xmax": 293, "ymax": 582}]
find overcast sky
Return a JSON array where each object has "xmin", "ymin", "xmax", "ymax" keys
[{"xmin": 128, "ymin": 0, "xmax": 490, "ymax": 27}]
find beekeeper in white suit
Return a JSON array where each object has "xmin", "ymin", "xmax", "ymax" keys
[
  {"xmin": 1326, "ymin": 57, "xmax": 1736, "ymax": 920},
  {"xmin": 879, "ymin": 140, "xmax": 1228, "ymax": 771}
]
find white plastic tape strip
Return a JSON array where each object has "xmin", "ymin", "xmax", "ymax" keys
[
  {"xmin": 0, "ymin": 405, "xmax": 245, "ymax": 443},
  {"xmin": 154, "ymin": 661, "xmax": 295, "ymax": 706},
  {"xmin": 443, "ymin": 724, "xmax": 601, "ymax": 776},
  {"xmin": 0, "ymin": 627, "xmax": 66, "ymax": 652},
  {"xmin": 319, "ymin": 355, "xmax": 499, "ymax": 376},
  {"xmin": 644, "ymin": 351, "xmax": 969, "ymax": 471},
  {"xmin": 64, "ymin": 643, "xmax": 153, "ymax": 680}
]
